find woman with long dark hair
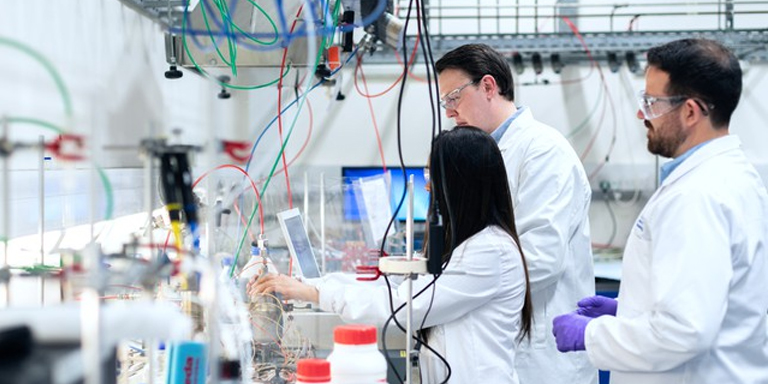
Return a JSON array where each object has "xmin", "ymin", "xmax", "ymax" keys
[{"xmin": 251, "ymin": 126, "xmax": 533, "ymax": 383}]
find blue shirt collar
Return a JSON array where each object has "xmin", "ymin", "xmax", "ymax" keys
[
  {"xmin": 659, "ymin": 140, "xmax": 714, "ymax": 184},
  {"xmin": 490, "ymin": 106, "xmax": 526, "ymax": 143}
]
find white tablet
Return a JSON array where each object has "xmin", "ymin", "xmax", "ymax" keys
[{"xmin": 276, "ymin": 208, "xmax": 321, "ymax": 279}]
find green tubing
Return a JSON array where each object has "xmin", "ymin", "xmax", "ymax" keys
[
  {"xmin": 229, "ymin": 4, "xmax": 330, "ymax": 277},
  {"xmin": 5, "ymin": 116, "xmax": 64, "ymax": 134},
  {"xmin": 239, "ymin": 0, "xmax": 279, "ymax": 45},
  {"xmin": 0, "ymin": 36, "xmax": 73, "ymax": 118},
  {"xmin": 200, "ymin": 0, "xmax": 237, "ymax": 74},
  {"xmin": 95, "ymin": 165, "xmax": 115, "ymax": 220},
  {"xmin": 183, "ymin": 1, "xmax": 291, "ymax": 90}
]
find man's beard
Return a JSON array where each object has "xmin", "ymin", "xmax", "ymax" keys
[{"xmin": 646, "ymin": 119, "xmax": 686, "ymax": 158}]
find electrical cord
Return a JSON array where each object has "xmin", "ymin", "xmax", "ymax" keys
[
  {"xmin": 560, "ymin": 16, "xmax": 618, "ymax": 180},
  {"xmin": 374, "ymin": 0, "xmax": 452, "ymax": 382},
  {"xmin": 230, "ymin": 0, "xmax": 326, "ymax": 275},
  {"xmin": 276, "ymin": 5, "xmax": 307, "ymax": 210},
  {"xmin": 193, "ymin": 164, "xmax": 265, "ymax": 235},
  {"xmin": 377, "ymin": 0, "xmax": 421, "ymax": 380},
  {"xmin": 173, "ymin": 0, "xmax": 382, "ymax": 44},
  {"xmin": 357, "ymin": 55, "xmax": 388, "ymax": 172},
  {"xmin": 380, "ymin": 260, "xmax": 453, "ymax": 384},
  {"xmin": 412, "ymin": 2, "xmax": 448, "ymax": 374}
]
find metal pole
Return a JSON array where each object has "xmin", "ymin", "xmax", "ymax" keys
[
  {"xmin": 81, "ymin": 244, "xmax": 102, "ymax": 384},
  {"xmin": 405, "ymin": 175, "xmax": 414, "ymax": 384},
  {"xmin": 38, "ymin": 135, "xmax": 45, "ymax": 306},
  {"xmin": 304, "ymin": 171, "xmax": 309, "ymax": 232},
  {"xmin": 320, "ymin": 172, "xmax": 326, "ymax": 274},
  {"xmin": 143, "ymin": 133, "xmax": 156, "ymax": 384}
]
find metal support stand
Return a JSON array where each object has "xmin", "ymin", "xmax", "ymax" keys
[
  {"xmin": 377, "ymin": 176, "xmax": 425, "ymax": 384},
  {"xmin": 320, "ymin": 172, "xmax": 326, "ymax": 274},
  {"xmin": 81, "ymin": 244, "xmax": 102, "ymax": 384},
  {"xmin": 405, "ymin": 175, "xmax": 414, "ymax": 384},
  {"xmin": 38, "ymin": 135, "xmax": 45, "ymax": 306}
]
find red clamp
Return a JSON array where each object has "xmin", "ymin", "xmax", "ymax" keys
[
  {"xmin": 46, "ymin": 134, "xmax": 85, "ymax": 161},
  {"xmin": 221, "ymin": 140, "xmax": 251, "ymax": 163},
  {"xmin": 356, "ymin": 265, "xmax": 381, "ymax": 281},
  {"xmin": 356, "ymin": 249, "xmax": 388, "ymax": 281}
]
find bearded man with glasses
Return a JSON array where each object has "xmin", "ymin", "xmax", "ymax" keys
[{"xmin": 553, "ymin": 38, "xmax": 768, "ymax": 384}]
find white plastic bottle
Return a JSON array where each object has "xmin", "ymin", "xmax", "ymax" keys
[
  {"xmin": 326, "ymin": 325, "xmax": 387, "ymax": 383},
  {"xmin": 296, "ymin": 358, "xmax": 331, "ymax": 384}
]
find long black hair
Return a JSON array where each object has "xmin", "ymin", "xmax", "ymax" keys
[{"xmin": 427, "ymin": 125, "xmax": 533, "ymax": 341}]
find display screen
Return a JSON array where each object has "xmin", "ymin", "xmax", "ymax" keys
[
  {"xmin": 342, "ymin": 167, "xmax": 429, "ymax": 222},
  {"xmin": 282, "ymin": 215, "xmax": 321, "ymax": 279}
]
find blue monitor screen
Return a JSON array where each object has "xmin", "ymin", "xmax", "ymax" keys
[{"xmin": 342, "ymin": 167, "xmax": 430, "ymax": 222}]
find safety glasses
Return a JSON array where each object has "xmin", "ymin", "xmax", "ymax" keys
[
  {"xmin": 637, "ymin": 90, "xmax": 714, "ymax": 120},
  {"xmin": 439, "ymin": 81, "xmax": 477, "ymax": 110}
]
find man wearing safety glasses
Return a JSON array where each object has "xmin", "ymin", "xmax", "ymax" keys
[
  {"xmin": 436, "ymin": 44, "xmax": 597, "ymax": 384},
  {"xmin": 553, "ymin": 38, "xmax": 768, "ymax": 384}
]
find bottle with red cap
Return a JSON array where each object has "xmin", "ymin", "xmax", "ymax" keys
[
  {"xmin": 296, "ymin": 359, "xmax": 331, "ymax": 384},
  {"xmin": 326, "ymin": 324, "xmax": 387, "ymax": 383}
]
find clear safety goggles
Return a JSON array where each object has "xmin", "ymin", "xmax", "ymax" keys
[
  {"xmin": 637, "ymin": 90, "xmax": 714, "ymax": 120},
  {"xmin": 439, "ymin": 81, "xmax": 476, "ymax": 110}
]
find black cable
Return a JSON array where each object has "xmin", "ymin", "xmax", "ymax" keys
[
  {"xmin": 378, "ymin": 0, "xmax": 419, "ymax": 381},
  {"xmin": 419, "ymin": 276, "xmax": 437, "ymax": 336},
  {"xmin": 372, "ymin": 0, "xmax": 453, "ymax": 381},
  {"xmin": 418, "ymin": 0, "xmax": 442, "ymax": 136},
  {"xmin": 414, "ymin": 0, "xmax": 438, "ymax": 141},
  {"xmin": 381, "ymin": 274, "xmax": 452, "ymax": 383},
  {"xmin": 414, "ymin": 0, "xmax": 446, "ymax": 370}
]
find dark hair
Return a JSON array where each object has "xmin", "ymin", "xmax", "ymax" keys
[
  {"xmin": 428, "ymin": 126, "xmax": 532, "ymax": 342},
  {"xmin": 435, "ymin": 44, "xmax": 515, "ymax": 102},
  {"xmin": 646, "ymin": 38, "xmax": 742, "ymax": 127}
]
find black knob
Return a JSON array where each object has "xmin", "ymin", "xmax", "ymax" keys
[
  {"xmin": 165, "ymin": 65, "xmax": 183, "ymax": 79},
  {"xmin": 217, "ymin": 75, "xmax": 231, "ymax": 99}
]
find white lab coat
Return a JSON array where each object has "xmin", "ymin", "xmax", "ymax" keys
[
  {"xmin": 498, "ymin": 108, "xmax": 598, "ymax": 384},
  {"xmin": 584, "ymin": 135, "xmax": 768, "ymax": 383},
  {"xmin": 316, "ymin": 226, "xmax": 528, "ymax": 384}
]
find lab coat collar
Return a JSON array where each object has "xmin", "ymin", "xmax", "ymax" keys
[
  {"xmin": 660, "ymin": 134, "xmax": 741, "ymax": 187},
  {"xmin": 497, "ymin": 107, "xmax": 535, "ymax": 150}
]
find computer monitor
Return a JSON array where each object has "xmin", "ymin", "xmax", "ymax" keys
[
  {"xmin": 342, "ymin": 166, "xmax": 429, "ymax": 222},
  {"xmin": 276, "ymin": 208, "xmax": 322, "ymax": 279}
]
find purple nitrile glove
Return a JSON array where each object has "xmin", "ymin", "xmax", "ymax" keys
[
  {"xmin": 552, "ymin": 312, "xmax": 591, "ymax": 352},
  {"xmin": 576, "ymin": 295, "xmax": 618, "ymax": 318}
]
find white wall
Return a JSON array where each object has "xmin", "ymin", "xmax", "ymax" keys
[{"xmin": 2, "ymin": 0, "xmax": 767, "ymax": 250}]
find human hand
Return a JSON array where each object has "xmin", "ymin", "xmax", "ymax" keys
[
  {"xmin": 576, "ymin": 295, "xmax": 618, "ymax": 318},
  {"xmin": 248, "ymin": 274, "xmax": 319, "ymax": 303},
  {"xmin": 552, "ymin": 312, "xmax": 591, "ymax": 352}
]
